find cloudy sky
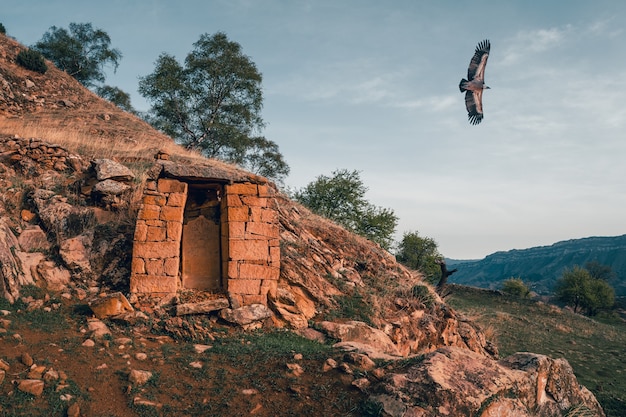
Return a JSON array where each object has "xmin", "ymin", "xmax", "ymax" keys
[{"xmin": 4, "ymin": 1, "xmax": 626, "ymax": 259}]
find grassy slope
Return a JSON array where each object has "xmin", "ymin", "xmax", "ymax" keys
[{"xmin": 446, "ymin": 285, "xmax": 626, "ymax": 417}]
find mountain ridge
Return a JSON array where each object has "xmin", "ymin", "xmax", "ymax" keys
[{"xmin": 448, "ymin": 234, "xmax": 626, "ymax": 295}]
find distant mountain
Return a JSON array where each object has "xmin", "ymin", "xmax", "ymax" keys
[{"xmin": 448, "ymin": 235, "xmax": 626, "ymax": 296}]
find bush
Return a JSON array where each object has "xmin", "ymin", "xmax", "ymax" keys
[
  {"xmin": 501, "ymin": 278, "xmax": 531, "ymax": 298},
  {"xmin": 16, "ymin": 49, "xmax": 48, "ymax": 74},
  {"xmin": 0, "ymin": 23, "xmax": 6, "ymax": 34}
]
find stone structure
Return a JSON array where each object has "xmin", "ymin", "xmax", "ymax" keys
[{"xmin": 130, "ymin": 159, "xmax": 280, "ymax": 307}]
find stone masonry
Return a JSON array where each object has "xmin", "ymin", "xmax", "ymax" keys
[{"xmin": 130, "ymin": 177, "xmax": 280, "ymax": 307}]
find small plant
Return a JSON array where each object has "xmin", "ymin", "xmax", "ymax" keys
[
  {"xmin": 16, "ymin": 49, "xmax": 48, "ymax": 74},
  {"xmin": 0, "ymin": 23, "xmax": 6, "ymax": 34},
  {"xmin": 410, "ymin": 284, "xmax": 436, "ymax": 308}
]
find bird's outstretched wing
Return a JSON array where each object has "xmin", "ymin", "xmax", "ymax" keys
[
  {"xmin": 465, "ymin": 90, "xmax": 484, "ymax": 125},
  {"xmin": 467, "ymin": 39, "xmax": 490, "ymax": 82}
]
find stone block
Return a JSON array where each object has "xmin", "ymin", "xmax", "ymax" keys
[
  {"xmin": 145, "ymin": 258, "xmax": 164, "ymax": 276},
  {"xmin": 242, "ymin": 294, "xmax": 267, "ymax": 305},
  {"xmin": 163, "ymin": 257, "xmax": 179, "ymax": 276},
  {"xmin": 226, "ymin": 183, "xmax": 257, "ymax": 196},
  {"xmin": 167, "ymin": 192, "xmax": 186, "ymax": 207},
  {"xmin": 133, "ymin": 241, "xmax": 179, "ymax": 259},
  {"xmin": 131, "ymin": 257, "xmax": 145, "ymax": 275},
  {"xmin": 158, "ymin": 178, "xmax": 187, "ymax": 194},
  {"xmin": 144, "ymin": 219, "xmax": 165, "ymax": 228},
  {"xmin": 257, "ymin": 184, "xmax": 273, "ymax": 198},
  {"xmin": 245, "ymin": 222, "xmax": 279, "ymax": 239},
  {"xmin": 130, "ymin": 275, "xmax": 178, "ymax": 293},
  {"xmin": 225, "ymin": 194, "xmax": 242, "ymax": 207},
  {"xmin": 143, "ymin": 195, "xmax": 166, "ymax": 206},
  {"xmin": 238, "ymin": 263, "xmax": 280, "ymax": 280},
  {"xmin": 160, "ymin": 205, "xmax": 184, "ymax": 222},
  {"xmin": 139, "ymin": 205, "xmax": 160, "ymax": 220},
  {"xmin": 241, "ymin": 196, "xmax": 267, "ymax": 207},
  {"xmin": 229, "ymin": 240, "xmax": 269, "ymax": 261},
  {"xmin": 227, "ymin": 279, "xmax": 261, "ymax": 295},
  {"xmin": 226, "ymin": 222, "xmax": 245, "ymax": 239},
  {"xmin": 227, "ymin": 206, "xmax": 249, "ymax": 222},
  {"xmin": 134, "ymin": 222, "xmax": 148, "ymax": 242},
  {"xmin": 146, "ymin": 226, "xmax": 166, "ymax": 242},
  {"xmin": 260, "ymin": 208, "xmax": 278, "ymax": 223},
  {"xmin": 166, "ymin": 221, "xmax": 183, "ymax": 241}
]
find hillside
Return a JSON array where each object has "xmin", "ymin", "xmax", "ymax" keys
[
  {"xmin": 449, "ymin": 235, "xmax": 626, "ymax": 295},
  {"xmin": 0, "ymin": 32, "xmax": 611, "ymax": 416}
]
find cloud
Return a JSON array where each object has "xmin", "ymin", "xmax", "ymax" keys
[{"xmin": 500, "ymin": 25, "xmax": 572, "ymax": 67}]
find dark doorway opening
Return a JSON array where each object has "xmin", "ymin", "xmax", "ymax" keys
[{"xmin": 181, "ymin": 183, "xmax": 223, "ymax": 291}]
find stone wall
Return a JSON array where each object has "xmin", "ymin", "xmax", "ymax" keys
[{"xmin": 130, "ymin": 177, "xmax": 280, "ymax": 307}]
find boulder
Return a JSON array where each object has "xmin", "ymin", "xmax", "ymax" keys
[
  {"xmin": 92, "ymin": 159, "xmax": 135, "ymax": 182},
  {"xmin": 92, "ymin": 179, "xmax": 131, "ymax": 196},
  {"xmin": 0, "ymin": 220, "xmax": 24, "ymax": 302},
  {"xmin": 319, "ymin": 320, "xmax": 402, "ymax": 358},
  {"xmin": 89, "ymin": 292, "xmax": 134, "ymax": 319},
  {"xmin": 219, "ymin": 304, "xmax": 273, "ymax": 326},
  {"xmin": 369, "ymin": 346, "xmax": 605, "ymax": 417},
  {"xmin": 17, "ymin": 379, "xmax": 44, "ymax": 396},
  {"xmin": 17, "ymin": 225, "xmax": 50, "ymax": 251}
]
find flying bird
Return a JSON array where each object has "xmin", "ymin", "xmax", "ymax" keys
[{"xmin": 459, "ymin": 39, "xmax": 490, "ymax": 125}]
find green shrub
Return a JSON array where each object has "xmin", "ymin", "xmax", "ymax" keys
[
  {"xmin": 0, "ymin": 23, "xmax": 6, "ymax": 34},
  {"xmin": 16, "ymin": 49, "xmax": 48, "ymax": 74},
  {"xmin": 411, "ymin": 284, "xmax": 436, "ymax": 308},
  {"xmin": 501, "ymin": 278, "xmax": 531, "ymax": 299}
]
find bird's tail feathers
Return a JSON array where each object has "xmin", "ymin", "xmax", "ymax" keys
[{"xmin": 459, "ymin": 79, "xmax": 468, "ymax": 92}]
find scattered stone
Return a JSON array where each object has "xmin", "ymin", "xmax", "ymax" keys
[
  {"xmin": 114, "ymin": 337, "xmax": 133, "ymax": 345},
  {"xmin": 176, "ymin": 298, "xmax": 229, "ymax": 316},
  {"xmin": 82, "ymin": 339, "xmax": 95, "ymax": 347},
  {"xmin": 96, "ymin": 363, "xmax": 108, "ymax": 370},
  {"xmin": 249, "ymin": 403, "xmax": 263, "ymax": 414},
  {"xmin": 43, "ymin": 369, "xmax": 59, "ymax": 382},
  {"xmin": 343, "ymin": 352, "xmax": 376, "ymax": 370},
  {"xmin": 322, "ymin": 358, "xmax": 338, "ymax": 372},
  {"xmin": 129, "ymin": 369, "xmax": 153, "ymax": 385},
  {"xmin": 59, "ymin": 393, "xmax": 73, "ymax": 401},
  {"xmin": 189, "ymin": 361, "xmax": 203, "ymax": 369},
  {"xmin": 27, "ymin": 365, "xmax": 46, "ymax": 379},
  {"xmin": 0, "ymin": 310, "xmax": 10, "ymax": 316},
  {"xmin": 293, "ymin": 353, "xmax": 303, "ymax": 361},
  {"xmin": 135, "ymin": 353, "xmax": 148, "ymax": 361},
  {"xmin": 18, "ymin": 379, "xmax": 44, "ymax": 396},
  {"xmin": 133, "ymin": 397, "xmax": 162, "ymax": 409},
  {"xmin": 0, "ymin": 359, "xmax": 10, "ymax": 371},
  {"xmin": 352, "ymin": 377, "xmax": 371, "ymax": 391},
  {"xmin": 339, "ymin": 363, "xmax": 353, "ymax": 375},
  {"xmin": 66, "ymin": 402, "xmax": 80, "ymax": 417},
  {"xmin": 193, "ymin": 344, "xmax": 212, "ymax": 354},
  {"xmin": 20, "ymin": 352, "xmax": 34, "ymax": 366},
  {"xmin": 89, "ymin": 292, "xmax": 134, "ymax": 319},
  {"xmin": 87, "ymin": 318, "xmax": 112, "ymax": 340},
  {"xmin": 286, "ymin": 363, "xmax": 304, "ymax": 377},
  {"xmin": 0, "ymin": 369, "xmax": 5, "ymax": 384},
  {"xmin": 219, "ymin": 304, "xmax": 273, "ymax": 326},
  {"xmin": 241, "ymin": 388, "xmax": 259, "ymax": 395}
]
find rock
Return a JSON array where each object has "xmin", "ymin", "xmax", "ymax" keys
[
  {"xmin": 189, "ymin": 361, "xmax": 203, "ymax": 369},
  {"xmin": 18, "ymin": 379, "xmax": 45, "ymax": 396},
  {"xmin": 28, "ymin": 365, "xmax": 47, "ymax": 379},
  {"xmin": 43, "ymin": 368, "xmax": 59, "ymax": 382},
  {"xmin": 320, "ymin": 321, "xmax": 402, "ymax": 358},
  {"xmin": 133, "ymin": 397, "xmax": 162, "ymax": 409},
  {"xmin": 92, "ymin": 159, "xmax": 135, "ymax": 182},
  {"xmin": 135, "ymin": 353, "xmax": 148, "ymax": 361},
  {"xmin": 37, "ymin": 260, "xmax": 71, "ymax": 291},
  {"xmin": 0, "ymin": 219, "xmax": 24, "ymax": 302},
  {"xmin": 21, "ymin": 352, "xmax": 34, "ymax": 366},
  {"xmin": 322, "ymin": 358, "xmax": 338, "ymax": 372},
  {"xmin": 0, "ymin": 358, "xmax": 10, "ymax": 371},
  {"xmin": 128, "ymin": 369, "xmax": 153, "ymax": 385},
  {"xmin": 176, "ymin": 298, "xmax": 230, "ymax": 316},
  {"xmin": 81, "ymin": 339, "xmax": 95, "ymax": 347},
  {"xmin": 369, "ymin": 346, "xmax": 605, "ymax": 417},
  {"xmin": 87, "ymin": 318, "xmax": 112, "ymax": 340},
  {"xmin": 352, "ymin": 377, "xmax": 370, "ymax": 391},
  {"xmin": 193, "ymin": 344, "xmax": 212, "ymax": 353},
  {"xmin": 219, "ymin": 304, "xmax": 273, "ymax": 326},
  {"xmin": 89, "ymin": 292, "xmax": 134, "ymax": 319},
  {"xmin": 66, "ymin": 402, "xmax": 80, "ymax": 417},
  {"xmin": 17, "ymin": 225, "xmax": 50, "ymax": 251},
  {"xmin": 286, "ymin": 363, "xmax": 304, "ymax": 377},
  {"xmin": 59, "ymin": 235, "xmax": 91, "ymax": 275},
  {"xmin": 92, "ymin": 179, "xmax": 131, "ymax": 196},
  {"xmin": 344, "ymin": 352, "xmax": 376, "ymax": 370},
  {"xmin": 0, "ymin": 369, "xmax": 5, "ymax": 384}
]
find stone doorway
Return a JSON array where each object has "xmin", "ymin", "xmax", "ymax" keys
[{"xmin": 181, "ymin": 183, "xmax": 223, "ymax": 291}]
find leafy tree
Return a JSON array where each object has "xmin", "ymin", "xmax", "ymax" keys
[
  {"xmin": 501, "ymin": 277, "xmax": 531, "ymax": 299},
  {"xmin": 138, "ymin": 32, "xmax": 289, "ymax": 183},
  {"xmin": 294, "ymin": 169, "xmax": 398, "ymax": 250},
  {"xmin": 96, "ymin": 85, "xmax": 136, "ymax": 114},
  {"xmin": 555, "ymin": 266, "xmax": 615, "ymax": 315},
  {"xmin": 584, "ymin": 260, "xmax": 616, "ymax": 282},
  {"xmin": 32, "ymin": 22, "xmax": 122, "ymax": 87},
  {"xmin": 395, "ymin": 230, "xmax": 441, "ymax": 281}
]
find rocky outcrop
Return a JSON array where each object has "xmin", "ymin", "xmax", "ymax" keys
[{"xmin": 370, "ymin": 346, "xmax": 604, "ymax": 417}]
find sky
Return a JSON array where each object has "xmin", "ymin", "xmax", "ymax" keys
[{"xmin": 4, "ymin": 1, "xmax": 626, "ymax": 259}]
